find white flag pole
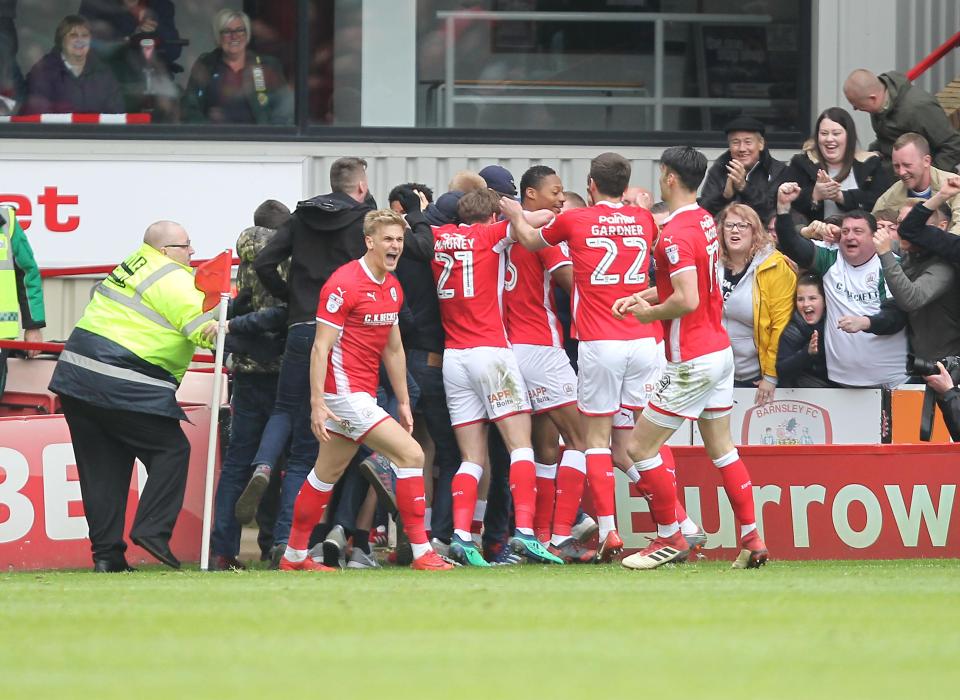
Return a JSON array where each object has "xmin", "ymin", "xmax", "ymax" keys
[{"xmin": 199, "ymin": 287, "xmax": 231, "ymax": 572}]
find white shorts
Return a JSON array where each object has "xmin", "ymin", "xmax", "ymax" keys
[
  {"xmin": 443, "ymin": 347, "xmax": 532, "ymax": 427},
  {"xmin": 645, "ymin": 346, "xmax": 734, "ymax": 427},
  {"xmin": 577, "ymin": 338, "xmax": 665, "ymax": 416},
  {"xmin": 513, "ymin": 344, "xmax": 578, "ymax": 414},
  {"xmin": 612, "ymin": 407, "xmax": 635, "ymax": 430},
  {"xmin": 324, "ymin": 392, "xmax": 391, "ymax": 442}
]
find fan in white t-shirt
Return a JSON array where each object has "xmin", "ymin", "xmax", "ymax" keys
[{"xmin": 775, "ymin": 182, "xmax": 908, "ymax": 388}]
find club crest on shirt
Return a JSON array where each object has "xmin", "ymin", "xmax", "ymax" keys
[
  {"xmin": 665, "ymin": 244, "xmax": 680, "ymax": 265},
  {"xmin": 390, "ymin": 287, "xmax": 398, "ymax": 302},
  {"xmin": 326, "ymin": 286, "xmax": 345, "ymax": 313}
]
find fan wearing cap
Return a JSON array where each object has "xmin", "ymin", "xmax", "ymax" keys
[
  {"xmin": 480, "ymin": 165, "xmax": 519, "ymax": 198},
  {"xmin": 699, "ymin": 115, "xmax": 786, "ymax": 222}
]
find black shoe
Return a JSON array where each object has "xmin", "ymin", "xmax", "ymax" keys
[
  {"xmin": 268, "ymin": 543, "xmax": 284, "ymax": 570},
  {"xmin": 131, "ymin": 535, "xmax": 181, "ymax": 569},
  {"xmin": 211, "ymin": 554, "xmax": 247, "ymax": 571},
  {"xmin": 93, "ymin": 557, "xmax": 137, "ymax": 573}
]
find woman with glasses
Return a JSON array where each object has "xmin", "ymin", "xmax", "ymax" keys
[
  {"xmin": 181, "ymin": 9, "xmax": 292, "ymax": 125},
  {"xmin": 716, "ymin": 203, "xmax": 797, "ymax": 405},
  {"xmin": 781, "ymin": 107, "xmax": 894, "ymax": 223}
]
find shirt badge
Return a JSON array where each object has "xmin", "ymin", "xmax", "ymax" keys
[
  {"xmin": 665, "ymin": 244, "xmax": 680, "ymax": 265},
  {"xmin": 326, "ymin": 286, "xmax": 345, "ymax": 313}
]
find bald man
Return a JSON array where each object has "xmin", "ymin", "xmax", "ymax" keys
[
  {"xmin": 50, "ymin": 222, "xmax": 217, "ymax": 572},
  {"xmin": 622, "ymin": 186, "xmax": 654, "ymax": 209},
  {"xmin": 844, "ymin": 68, "xmax": 960, "ymax": 173}
]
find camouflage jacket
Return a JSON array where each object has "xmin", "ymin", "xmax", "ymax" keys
[{"xmin": 231, "ymin": 225, "xmax": 289, "ymax": 374}]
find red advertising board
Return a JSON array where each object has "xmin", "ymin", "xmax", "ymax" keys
[
  {"xmin": 0, "ymin": 406, "xmax": 218, "ymax": 570},
  {"xmin": 3, "ymin": 414, "xmax": 957, "ymax": 568},
  {"xmin": 618, "ymin": 444, "xmax": 960, "ymax": 560}
]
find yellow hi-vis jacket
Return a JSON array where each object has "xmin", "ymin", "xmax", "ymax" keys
[
  {"xmin": 0, "ymin": 206, "xmax": 19, "ymax": 339},
  {"xmin": 0, "ymin": 206, "xmax": 46, "ymax": 340},
  {"xmin": 49, "ymin": 243, "xmax": 216, "ymax": 419}
]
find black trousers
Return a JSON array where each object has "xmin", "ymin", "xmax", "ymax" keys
[
  {"xmin": 60, "ymin": 395, "xmax": 191, "ymax": 563},
  {"xmin": 0, "ymin": 348, "xmax": 9, "ymax": 396}
]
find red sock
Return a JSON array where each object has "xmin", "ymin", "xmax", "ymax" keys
[
  {"xmin": 658, "ymin": 445, "xmax": 688, "ymax": 521},
  {"xmin": 638, "ymin": 463, "xmax": 678, "ymax": 527},
  {"xmin": 509, "ymin": 449, "xmax": 537, "ymax": 531},
  {"xmin": 717, "ymin": 455, "xmax": 756, "ymax": 526},
  {"xmin": 452, "ymin": 468, "xmax": 480, "ymax": 534},
  {"xmin": 534, "ymin": 464, "xmax": 556, "ymax": 540},
  {"xmin": 288, "ymin": 477, "xmax": 333, "ymax": 550},
  {"xmin": 585, "ymin": 449, "xmax": 615, "ymax": 519},
  {"xmin": 552, "ymin": 452, "xmax": 585, "ymax": 537},
  {"xmin": 395, "ymin": 473, "xmax": 428, "ymax": 545}
]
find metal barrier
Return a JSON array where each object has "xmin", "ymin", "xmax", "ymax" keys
[{"xmin": 437, "ymin": 10, "xmax": 775, "ymax": 129}]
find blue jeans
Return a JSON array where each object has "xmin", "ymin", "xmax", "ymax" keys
[
  {"xmin": 407, "ymin": 349, "xmax": 460, "ymax": 541},
  {"xmin": 253, "ymin": 323, "xmax": 315, "ymax": 469},
  {"xmin": 272, "ymin": 405, "xmax": 319, "ymax": 546},
  {"xmin": 376, "ymin": 363, "xmax": 422, "ymax": 416},
  {"xmin": 261, "ymin": 324, "xmax": 320, "ymax": 546},
  {"xmin": 211, "ymin": 372, "xmax": 278, "ymax": 557}
]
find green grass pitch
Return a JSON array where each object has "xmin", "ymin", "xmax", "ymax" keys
[{"xmin": 2, "ymin": 560, "xmax": 958, "ymax": 700}]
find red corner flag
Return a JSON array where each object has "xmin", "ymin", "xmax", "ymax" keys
[{"xmin": 194, "ymin": 250, "xmax": 233, "ymax": 312}]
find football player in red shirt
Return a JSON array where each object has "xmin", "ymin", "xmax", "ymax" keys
[
  {"xmin": 506, "ymin": 166, "xmax": 596, "ymax": 562},
  {"xmin": 504, "ymin": 152, "xmax": 664, "ymax": 562},
  {"xmin": 278, "ymin": 210, "xmax": 453, "ymax": 572},
  {"xmin": 425, "ymin": 189, "xmax": 562, "ymax": 566},
  {"xmin": 613, "ymin": 146, "xmax": 768, "ymax": 570}
]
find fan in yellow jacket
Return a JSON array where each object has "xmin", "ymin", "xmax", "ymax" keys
[{"xmin": 715, "ymin": 203, "xmax": 797, "ymax": 405}]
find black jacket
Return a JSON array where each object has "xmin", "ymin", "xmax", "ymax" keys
[
  {"xmin": 225, "ymin": 305, "xmax": 287, "ymax": 368},
  {"xmin": 254, "ymin": 191, "xmax": 374, "ymax": 325},
  {"xmin": 781, "ymin": 148, "xmax": 894, "ymax": 222},
  {"xmin": 699, "ymin": 149, "xmax": 786, "ymax": 221},
  {"xmin": 936, "ymin": 388, "xmax": 960, "ymax": 442},
  {"xmin": 396, "ymin": 209, "xmax": 445, "ymax": 353},
  {"xmin": 181, "ymin": 48, "xmax": 292, "ymax": 125},
  {"xmin": 775, "ymin": 310, "xmax": 831, "ymax": 388},
  {"xmin": 898, "ymin": 201, "xmax": 960, "ymax": 264}
]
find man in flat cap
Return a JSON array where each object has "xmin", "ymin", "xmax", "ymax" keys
[{"xmin": 699, "ymin": 115, "xmax": 786, "ymax": 221}]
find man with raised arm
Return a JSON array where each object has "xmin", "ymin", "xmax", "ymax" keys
[
  {"xmin": 610, "ymin": 146, "xmax": 769, "ymax": 570},
  {"xmin": 502, "ymin": 152, "xmax": 662, "ymax": 563}
]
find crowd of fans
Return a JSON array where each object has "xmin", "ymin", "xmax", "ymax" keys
[
  {"xmin": 0, "ymin": 4, "xmax": 292, "ymax": 123},
  {"xmin": 204, "ymin": 71, "xmax": 960, "ymax": 568},
  {"xmin": 11, "ymin": 7, "xmax": 952, "ymax": 567}
]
